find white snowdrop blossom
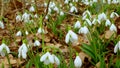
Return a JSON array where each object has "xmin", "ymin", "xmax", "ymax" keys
[
  {"xmin": 37, "ymin": 27, "xmax": 45, "ymax": 34},
  {"xmin": 74, "ymin": 21, "xmax": 81, "ymax": 28},
  {"xmin": 25, "ymin": 31, "xmax": 29, "ymax": 35},
  {"xmin": 60, "ymin": 11, "xmax": 64, "ymax": 16},
  {"xmin": 70, "ymin": 6, "xmax": 78, "ymax": 13},
  {"xmin": 82, "ymin": 10, "xmax": 91, "ymax": 20},
  {"xmin": 52, "ymin": 54, "xmax": 60, "ymax": 65},
  {"xmin": 34, "ymin": 40, "xmax": 41, "ymax": 46},
  {"xmin": 105, "ymin": 19, "xmax": 111, "ymax": 26},
  {"xmin": 16, "ymin": 15, "xmax": 22, "ymax": 22},
  {"xmin": 98, "ymin": 12, "xmax": 107, "ymax": 21},
  {"xmin": 29, "ymin": 6, "xmax": 35, "ymax": 12},
  {"xmin": 64, "ymin": 0, "xmax": 69, "ymax": 4},
  {"xmin": 110, "ymin": 12, "xmax": 119, "ymax": 18},
  {"xmin": 114, "ymin": 41, "xmax": 120, "ymax": 53},
  {"xmin": 0, "ymin": 21, "xmax": 4, "ymax": 29},
  {"xmin": 34, "ymin": 14, "xmax": 38, "ymax": 18},
  {"xmin": 93, "ymin": 0, "xmax": 98, "ymax": 2},
  {"xmin": 40, "ymin": 52, "xmax": 54, "ymax": 65},
  {"xmin": 78, "ymin": 26, "xmax": 89, "ymax": 34},
  {"xmin": 53, "ymin": 7, "xmax": 59, "ymax": 13},
  {"xmin": 18, "ymin": 43, "xmax": 28, "ymax": 59},
  {"xmin": 0, "ymin": 43, "xmax": 10, "ymax": 57},
  {"xmin": 74, "ymin": 56, "xmax": 82, "ymax": 68},
  {"xmin": 65, "ymin": 30, "xmax": 78, "ymax": 44},
  {"xmin": 112, "ymin": 0, "xmax": 118, "ymax": 4},
  {"xmin": 85, "ymin": 18, "xmax": 92, "ymax": 26},
  {"xmin": 44, "ymin": 2, "xmax": 47, "ymax": 7},
  {"xmin": 16, "ymin": 31, "xmax": 22, "ymax": 36},
  {"xmin": 110, "ymin": 24, "xmax": 117, "ymax": 32},
  {"xmin": 107, "ymin": 0, "xmax": 111, "ymax": 4},
  {"xmin": 22, "ymin": 12, "xmax": 30, "ymax": 23}
]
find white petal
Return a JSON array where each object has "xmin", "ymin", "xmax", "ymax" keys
[
  {"xmin": 69, "ymin": 30, "xmax": 78, "ymax": 43},
  {"xmin": 74, "ymin": 56, "xmax": 82, "ymax": 68},
  {"xmin": 48, "ymin": 54, "xmax": 54, "ymax": 63},
  {"xmin": 16, "ymin": 31, "xmax": 22, "ymax": 36},
  {"xmin": 34, "ymin": 40, "xmax": 41, "ymax": 46},
  {"xmin": 74, "ymin": 21, "xmax": 81, "ymax": 28},
  {"xmin": 40, "ymin": 52, "xmax": 50, "ymax": 62},
  {"xmin": 110, "ymin": 24, "xmax": 117, "ymax": 32},
  {"xmin": 114, "ymin": 43, "xmax": 119, "ymax": 53},
  {"xmin": 0, "ymin": 21, "xmax": 4, "ymax": 29},
  {"xmin": 85, "ymin": 19, "xmax": 92, "ymax": 26},
  {"xmin": 65, "ymin": 33, "xmax": 70, "ymax": 43},
  {"xmin": 44, "ymin": 59, "xmax": 50, "ymax": 65},
  {"xmin": 22, "ymin": 50, "xmax": 27, "ymax": 59},
  {"xmin": 53, "ymin": 55, "xmax": 60, "ymax": 65},
  {"xmin": 105, "ymin": 19, "xmax": 111, "ymax": 26}
]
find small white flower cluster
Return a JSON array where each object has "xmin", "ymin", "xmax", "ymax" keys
[
  {"xmin": 16, "ymin": 30, "xmax": 29, "ymax": 36},
  {"xmin": 40, "ymin": 52, "xmax": 60, "ymax": 65},
  {"xmin": 81, "ymin": 0, "xmax": 120, "ymax": 6}
]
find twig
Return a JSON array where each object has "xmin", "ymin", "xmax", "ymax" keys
[
  {"xmin": 1, "ymin": 0, "xmax": 4, "ymax": 17},
  {"xmin": 63, "ymin": 11, "xmax": 81, "ymax": 18},
  {"xmin": 42, "ymin": 0, "xmax": 51, "ymax": 23}
]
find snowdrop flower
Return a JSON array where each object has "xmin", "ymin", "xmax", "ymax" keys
[
  {"xmin": 44, "ymin": 2, "xmax": 47, "ymax": 7},
  {"xmin": 112, "ymin": 0, "xmax": 118, "ymax": 4},
  {"xmin": 70, "ymin": 6, "xmax": 78, "ymax": 13},
  {"xmin": 52, "ymin": 54, "xmax": 60, "ymax": 65},
  {"xmin": 105, "ymin": 19, "xmax": 111, "ymax": 26},
  {"xmin": 107, "ymin": 0, "xmax": 111, "ymax": 4},
  {"xmin": 29, "ymin": 6, "xmax": 35, "ymax": 12},
  {"xmin": 110, "ymin": 12, "xmax": 119, "ymax": 18},
  {"xmin": 103, "ymin": 0, "xmax": 106, "ymax": 3},
  {"xmin": 82, "ymin": 10, "xmax": 91, "ymax": 20},
  {"xmin": 40, "ymin": 52, "xmax": 54, "ymax": 65},
  {"xmin": 110, "ymin": 24, "xmax": 117, "ymax": 32},
  {"xmin": 78, "ymin": 26, "xmax": 89, "ymax": 34},
  {"xmin": 53, "ymin": 6, "xmax": 59, "ymax": 13},
  {"xmin": 74, "ymin": 56, "xmax": 82, "ymax": 68},
  {"xmin": 25, "ymin": 31, "xmax": 29, "ymax": 35},
  {"xmin": 85, "ymin": 19, "xmax": 92, "ymax": 26},
  {"xmin": 22, "ymin": 12, "xmax": 30, "ymax": 23},
  {"xmin": 16, "ymin": 31, "xmax": 22, "ymax": 36},
  {"xmin": 45, "ymin": 15, "xmax": 49, "ymax": 20},
  {"xmin": 64, "ymin": 0, "xmax": 69, "ymax": 4},
  {"xmin": 37, "ymin": 27, "xmax": 45, "ymax": 34},
  {"xmin": 98, "ymin": 12, "xmax": 107, "ymax": 21},
  {"xmin": 34, "ymin": 40, "xmax": 41, "ymax": 46},
  {"xmin": 16, "ymin": 15, "xmax": 22, "ymax": 22},
  {"xmin": 74, "ymin": 21, "xmax": 81, "ymax": 28},
  {"xmin": 0, "ymin": 43, "xmax": 10, "ymax": 57},
  {"xmin": 93, "ymin": 0, "xmax": 97, "ymax": 2},
  {"xmin": 60, "ymin": 11, "xmax": 64, "ymax": 16},
  {"xmin": 0, "ymin": 21, "xmax": 4, "ymax": 29},
  {"xmin": 18, "ymin": 43, "xmax": 28, "ymax": 59},
  {"xmin": 34, "ymin": 14, "xmax": 38, "ymax": 18},
  {"xmin": 65, "ymin": 30, "xmax": 78, "ymax": 44},
  {"xmin": 114, "ymin": 41, "xmax": 120, "ymax": 53},
  {"xmin": 49, "ymin": 2, "xmax": 56, "ymax": 8}
]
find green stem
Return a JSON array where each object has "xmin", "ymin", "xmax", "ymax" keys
[{"xmin": 6, "ymin": 53, "xmax": 12, "ymax": 68}]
